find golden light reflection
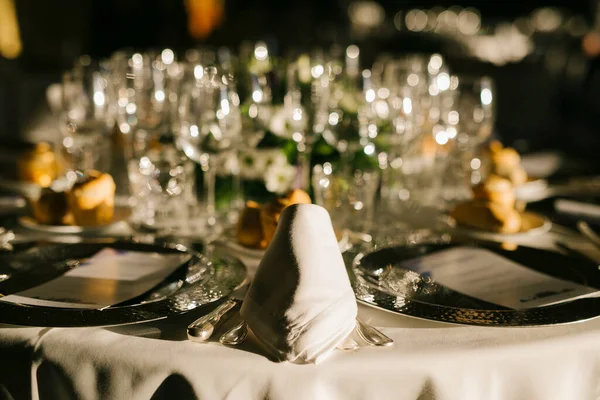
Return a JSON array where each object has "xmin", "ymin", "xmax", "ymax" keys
[{"xmin": 0, "ymin": 0, "xmax": 22, "ymax": 59}]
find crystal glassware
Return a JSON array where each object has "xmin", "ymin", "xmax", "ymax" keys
[
  {"xmin": 177, "ymin": 66, "xmax": 242, "ymax": 234},
  {"xmin": 282, "ymin": 53, "xmax": 332, "ymax": 189},
  {"xmin": 128, "ymin": 142, "xmax": 196, "ymax": 234},
  {"xmin": 312, "ymin": 162, "xmax": 380, "ymax": 234},
  {"xmin": 60, "ymin": 56, "xmax": 114, "ymax": 174},
  {"xmin": 112, "ymin": 51, "xmax": 169, "ymax": 150},
  {"xmin": 441, "ymin": 75, "xmax": 495, "ymax": 204}
]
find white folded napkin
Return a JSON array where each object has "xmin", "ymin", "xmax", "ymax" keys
[{"xmin": 240, "ymin": 203, "xmax": 357, "ymax": 364}]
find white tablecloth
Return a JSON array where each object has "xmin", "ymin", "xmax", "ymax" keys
[{"xmin": 2, "ymin": 229, "xmax": 600, "ymax": 400}]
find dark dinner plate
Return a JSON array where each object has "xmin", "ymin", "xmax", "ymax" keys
[
  {"xmin": 0, "ymin": 239, "xmax": 247, "ymax": 327},
  {"xmin": 350, "ymin": 236, "xmax": 600, "ymax": 326}
]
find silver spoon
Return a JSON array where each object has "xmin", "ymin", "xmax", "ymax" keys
[
  {"xmin": 219, "ymin": 320, "xmax": 248, "ymax": 346},
  {"xmin": 355, "ymin": 318, "xmax": 394, "ymax": 347},
  {"xmin": 187, "ymin": 300, "xmax": 239, "ymax": 343}
]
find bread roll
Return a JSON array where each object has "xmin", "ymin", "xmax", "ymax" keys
[
  {"xmin": 236, "ymin": 201, "xmax": 265, "ymax": 249},
  {"xmin": 67, "ymin": 171, "xmax": 115, "ymax": 226},
  {"xmin": 472, "ymin": 175, "xmax": 516, "ymax": 209},
  {"xmin": 450, "ymin": 200, "xmax": 521, "ymax": 233},
  {"xmin": 260, "ymin": 189, "xmax": 312, "ymax": 246},
  {"xmin": 285, "ymin": 189, "xmax": 312, "ymax": 205},
  {"xmin": 31, "ymin": 188, "xmax": 73, "ymax": 225},
  {"xmin": 507, "ymin": 165, "xmax": 528, "ymax": 186}
]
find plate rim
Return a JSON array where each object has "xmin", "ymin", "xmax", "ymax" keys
[
  {"xmin": 449, "ymin": 211, "xmax": 552, "ymax": 241},
  {"xmin": 350, "ymin": 240, "xmax": 600, "ymax": 327},
  {"xmin": 18, "ymin": 206, "xmax": 131, "ymax": 234},
  {"xmin": 0, "ymin": 239, "xmax": 248, "ymax": 327}
]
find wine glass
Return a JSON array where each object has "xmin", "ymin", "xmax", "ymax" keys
[
  {"xmin": 60, "ymin": 56, "xmax": 114, "ymax": 175},
  {"xmin": 282, "ymin": 53, "xmax": 331, "ymax": 189},
  {"xmin": 320, "ymin": 67, "xmax": 366, "ymax": 168},
  {"xmin": 112, "ymin": 51, "xmax": 169, "ymax": 153},
  {"xmin": 453, "ymin": 75, "xmax": 495, "ymax": 149},
  {"xmin": 228, "ymin": 42, "xmax": 272, "ymax": 213},
  {"xmin": 178, "ymin": 66, "xmax": 242, "ymax": 234}
]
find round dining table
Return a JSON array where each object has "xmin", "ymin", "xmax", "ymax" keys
[{"xmin": 1, "ymin": 224, "xmax": 600, "ymax": 400}]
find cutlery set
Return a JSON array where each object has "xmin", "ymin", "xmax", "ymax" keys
[{"xmin": 186, "ymin": 292, "xmax": 394, "ymax": 349}]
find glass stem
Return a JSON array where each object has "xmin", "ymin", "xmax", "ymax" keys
[
  {"xmin": 296, "ymin": 142, "xmax": 312, "ymax": 190},
  {"xmin": 232, "ymin": 150, "xmax": 244, "ymax": 209},
  {"xmin": 202, "ymin": 155, "xmax": 217, "ymax": 226},
  {"xmin": 339, "ymin": 150, "xmax": 353, "ymax": 175}
]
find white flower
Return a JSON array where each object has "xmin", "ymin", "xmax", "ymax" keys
[
  {"xmin": 217, "ymin": 152, "xmax": 239, "ymax": 176},
  {"xmin": 236, "ymin": 149, "xmax": 290, "ymax": 181},
  {"xmin": 268, "ymin": 106, "xmax": 287, "ymax": 136},
  {"xmin": 238, "ymin": 150, "xmax": 263, "ymax": 180},
  {"xmin": 261, "ymin": 149, "xmax": 288, "ymax": 170},
  {"xmin": 264, "ymin": 162, "xmax": 297, "ymax": 194}
]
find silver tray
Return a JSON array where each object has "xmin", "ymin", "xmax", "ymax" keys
[
  {"xmin": 0, "ymin": 239, "xmax": 247, "ymax": 327},
  {"xmin": 350, "ymin": 236, "xmax": 600, "ymax": 327}
]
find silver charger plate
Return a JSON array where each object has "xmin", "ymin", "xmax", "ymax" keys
[
  {"xmin": 350, "ymin": 236, "xmax": 600, "ymax": 327},
  {"xmin": 0, "ymin": 238, "xmax": 247, "ymax": 327}
]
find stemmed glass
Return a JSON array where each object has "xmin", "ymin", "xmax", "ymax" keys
[
  {"xmin": 453, "ymin": 76, "xmax": 495, "ymax": 149},
  {"xmin": 450, "ymin": 75, "xmax": 495, "ymax": 191},
  {"xmin": 112, "ymin": 51, "xmax": 169, "ymax": 154},
  {"xmin": 283, "ymin": 53, "xmax": 330, "ymax": 189},
  {"xmin": 178, "ymin": 66, "xmax": 242, "ymax": 234},
  {"xmin": 60, "ymin": 56, "xmax": 114, "ymax": 175},
  {"xmin": 320, "ymin": 65, "xmax": 372, "ymax": 171},
  {"xmin": 229, "ymin": 42, "xmax": 272, "ymax": 212}
]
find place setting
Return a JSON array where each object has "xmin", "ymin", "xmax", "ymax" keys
[{"xmin": 2, "ymin": 25, "xmax": 600, "ymax": 400}]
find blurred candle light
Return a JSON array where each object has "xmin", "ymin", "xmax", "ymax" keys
[
  {"xmin": 405, "ymin": 9, "xmax": 428, "ymax": 32},
  {"xmin": 161, "ymin": 49, "xmax": 175, "ymax": 65},
  {"xmin": 0, "ymin": 0, "xmax": 22, "ymax": 59},
  {"xmin": 348, "ymin": 1, "xmax": 385, "ymax": 30},
  {"xmin": 458, "ymin": 8, "xmax": 481, "ymax": 35},
  {"xmin": 532, "ymin": 7, "xmax": 562, "ymax": 33}
]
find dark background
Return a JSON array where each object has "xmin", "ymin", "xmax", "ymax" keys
[{"xmin": 1, "ymin": 0, "xmax": 599, "ymax": 163}]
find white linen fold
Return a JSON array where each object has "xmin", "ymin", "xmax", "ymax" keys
[{"xmin": 240, "ymin": 203, "xmax": 358, "ymax": 363}]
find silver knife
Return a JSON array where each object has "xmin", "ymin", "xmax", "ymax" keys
[{"xmin": 187, "ymin": 285, "xmax": 248, "ymax": 343}]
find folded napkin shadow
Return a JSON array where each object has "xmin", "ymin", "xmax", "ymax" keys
[{"xmin": 240, "ymin": 203, "xmax": 357, "ymax": 364}]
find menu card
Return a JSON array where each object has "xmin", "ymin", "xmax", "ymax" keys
[
  {"xmin": 398, "ymin": 246, "xmax": 600, "ymax": 309},
  {"xmin": 0, "ymin": 248, "xmax": 191, "ymax": 309}
]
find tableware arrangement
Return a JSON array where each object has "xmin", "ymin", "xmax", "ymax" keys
[
  {"xmin": 187, "ymin": 285, "xmax": 246, "ymax": 342},
  {"xmin": 447, "ymin": 210, "xmax": 552, "ymax": 241},
  {"xmin": 3, "ymin": 44, "xmax": 596, "ymax": 364},
  {"xmin": 17, "ymin": 205, "xmax": 131, "ymax": 234},
  {"xmin": 0, "ymin": 239, "xmax": 247, "ymax": 327},
  {"xmin": 351, "ymin": 233, "xmax": 600, "ymax": 327}
]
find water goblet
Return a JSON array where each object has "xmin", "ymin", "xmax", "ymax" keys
[
  {"xmin": 312, "ymin": 162, "xmax": 380, "ymax": 235},
  {"xmin": 178, "ymin": 66, "xmax": 243, "ymax": 235},
  {"xmin": 60, "ymin": 56, "xmax": 114, "ymax": 174}
]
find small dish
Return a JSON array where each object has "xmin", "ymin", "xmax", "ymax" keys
[
  {"xmin": 449, "ymin": 211, "xmax": 552, "ymax": 241},
  {"xmin": 18, "ymin": 205, "xmax": 131, "ymax": 234}
]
